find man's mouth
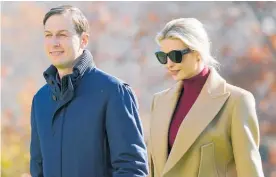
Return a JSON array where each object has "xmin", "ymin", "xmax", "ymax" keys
[{"xmin": 50, "ymin": 51, "xmax": 64, "ymax": 56}]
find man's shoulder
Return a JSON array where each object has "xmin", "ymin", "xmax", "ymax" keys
[
  {"xmin": 91, "ymin": 67, "xmax": 130, "ymax": 88},
  {"xmin": 34, "ymin": 84, "xmax": 49, "ymax": 98},
  {"xmin": 31, "ymin": 84, "xmax": 50, "ymax": 106},
  {"xmin": 92, "ymin": 68, "xmax": 138, "ymax": 106}
]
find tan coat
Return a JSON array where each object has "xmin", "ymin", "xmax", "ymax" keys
[{"xmin": 148, "ymin": 68, "xmax": 264, "ymax": 177}]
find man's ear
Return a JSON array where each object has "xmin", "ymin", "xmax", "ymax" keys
[{"xmin": 80, "ymin": 32, "xmax": 89, "ymax": 48}]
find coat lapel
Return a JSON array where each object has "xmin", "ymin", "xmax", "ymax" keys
[
  {"xmin": 150, "ymin": 81, "xmax": 183, "ymax": 175},
  {"xmin": 161, "ymin": 68, "xmax": 231, "ymax": 175}
]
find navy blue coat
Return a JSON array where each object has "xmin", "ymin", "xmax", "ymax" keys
[{"xmin": 30, "ymin": 50, "xmax": 148, "ymax": 177}]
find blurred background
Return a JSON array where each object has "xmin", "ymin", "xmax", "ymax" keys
[{"xmin": 1, "ymin": 1, "xmax": 276, "ymax": 177}]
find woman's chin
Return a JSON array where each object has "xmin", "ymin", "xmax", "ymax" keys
[{"xmin": 171, "ymin": 74, "xmax": 181, "ymax": 81}]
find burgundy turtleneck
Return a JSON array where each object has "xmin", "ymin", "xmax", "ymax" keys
[{"xmin": 168, "ymin": 67, "xmax": 210, "ymax": 150}]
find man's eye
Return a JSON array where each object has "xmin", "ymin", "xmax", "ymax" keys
[
  {"xmin": 59, "ymin": 34, "xmax": 67, "ymax": 37},
  {"xmin": 45, "ymin": 34, "xmax": 52, "ymax": 37}
]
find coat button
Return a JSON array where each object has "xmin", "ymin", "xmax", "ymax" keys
[{"xmin": 52, "ymin": 95, "xmax": 57, "ymax": 101}]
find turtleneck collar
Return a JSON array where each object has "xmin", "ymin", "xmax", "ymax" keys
[{"xmin": 183, "ymin": 66, "xmax": 209, "ymax": 87}]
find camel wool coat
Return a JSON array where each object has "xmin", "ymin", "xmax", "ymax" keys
[{"xmin": 148, "ymin": 68, "xmax": 264, "ymax": 177}]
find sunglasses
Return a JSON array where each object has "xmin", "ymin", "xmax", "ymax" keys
[{"xmin": 155, "ymin": 48, "xmax": 192, "ymax": 64}]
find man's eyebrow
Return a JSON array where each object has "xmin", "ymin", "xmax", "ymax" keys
[
  {"xmin": 57, "ymin": 30, "xmax": 70, "ymax": 33},
  {"xmin": 44, "ymin": 30, "xmax": 70, "ymax": 33}
]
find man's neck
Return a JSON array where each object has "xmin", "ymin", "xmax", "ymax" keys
[
  {"xmin": 58, "ymin": 68, "xmax": 73, "ymax": 79},
  {"xmin": 57, "ymin": 50, "xmax": 84, "ymax": 79}
]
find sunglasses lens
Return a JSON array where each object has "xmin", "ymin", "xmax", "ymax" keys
[
  {"xmin": 155, "ymin": 52, "xmax": 167, "ymax": 64},
  {"xmin": 169, "ymin": 51, "xmax": 182, "ymax": 63}
]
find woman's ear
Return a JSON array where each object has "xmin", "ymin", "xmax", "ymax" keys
[{"xmin": 194, "ymin": 51, "xmax": 201, "ymax": 61}]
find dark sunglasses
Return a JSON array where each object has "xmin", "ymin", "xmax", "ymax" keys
[{"xmin": 155, "ymin": 48, "xmax": 192, "ymax": 64}]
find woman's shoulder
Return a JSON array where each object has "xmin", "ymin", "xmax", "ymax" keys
[
  {"xmin": 226, "ymin": 83, "xmax": 254, "ymax": 98},
  {"xmin": 153, "ymin": 88, "xmax": 171, "ymax": 97},
  {"xmin": 225, "ymin": 83, "xmax": 256, "ymax": 106},
  {"xmin": 153, "ymin": 85, "xmax": 179, "ymax": 102},
  {"xmin": 153, "ymin": 81, "xmax": 182, "ymax": 98}
]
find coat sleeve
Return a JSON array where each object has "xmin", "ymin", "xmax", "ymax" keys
[
  {"xmin": 30, "ymin": 96, "xmax": 43, "ymax": 177},
  {"xmin": 106, "ymin": 83, "xmax": 148, "ymax": 177},
  {"xmin": 231, "ymin": 92, "xmax": 264, "ymax": 177}
]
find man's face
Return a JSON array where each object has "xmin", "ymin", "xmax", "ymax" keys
[{"xmin": 44, "ymin": 14, "xmax": 83, "ymax": 69}]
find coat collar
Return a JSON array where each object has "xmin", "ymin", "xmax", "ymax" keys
[
  {"xmin": 43, "ymin": 50, "xmax": 95, "ymax": 98},
  {"xmin": 43, "ymin": 49, "xmax": 95, "ymax": 89},
  {"xmin": 150, "ymin": 67, "xmax": 231, "ymax": 175}
]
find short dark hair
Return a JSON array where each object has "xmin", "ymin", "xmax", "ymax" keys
[{"xmin": 43, "ymin": 5, "xmax": 90, "ymax": 35}]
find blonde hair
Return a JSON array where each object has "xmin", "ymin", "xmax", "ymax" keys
[{"xmin": 156, "ymin": 18, "xmax": 220, "ymax": 70}]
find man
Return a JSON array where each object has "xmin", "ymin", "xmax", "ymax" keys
[{"xmin": 30, "ymin": 5, "xmax": 148, "ymax": 177}]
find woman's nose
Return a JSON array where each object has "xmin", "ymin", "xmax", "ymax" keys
[{"xmin": 166, "ymin": 57, "xmax": 175, "ymax": 67}]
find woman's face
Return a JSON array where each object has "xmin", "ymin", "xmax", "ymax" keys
[{"xmin": 159, "ymin": 38, "xmax": 203, "ymax": 81}]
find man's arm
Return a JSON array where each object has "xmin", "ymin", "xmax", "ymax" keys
[
  {"xmin": 106, "ymin": 83, "xmax": 148, "ymax": 177},
  {"xmin": 231, "ymin": 92, "xmax": 264, "ymax": 177},
  {"xmin": 30, "ymin": 97, "xmax": 43, "ymax": 177}
]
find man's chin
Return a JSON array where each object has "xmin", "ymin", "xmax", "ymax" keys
[{"xmin": 53, "ymin": 62, "xmax": 71, "ymax": 69}]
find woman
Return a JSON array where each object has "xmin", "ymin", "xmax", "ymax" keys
[{"xmin": 148, "ymin": 18, "xmax": 264, "ymax": 177}]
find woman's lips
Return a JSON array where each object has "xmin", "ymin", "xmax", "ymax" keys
[{"xmin": 169, "ymin": 70, "xmax": 180, "ymax": 76}]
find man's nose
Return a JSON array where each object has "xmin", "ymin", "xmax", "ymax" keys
[{"xmin": 50, "ymin": 37, "xmax": 61, "ymax": 47}]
